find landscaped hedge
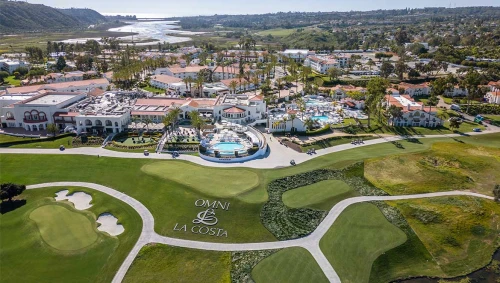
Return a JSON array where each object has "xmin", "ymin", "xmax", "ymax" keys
[
  {"xmin": 461, "ymin": 104, "xmax": 500, "ymax": 115},
  {"xmin": 293, "ymin": 125, "xmax": 332, "ymax": 136},
  {"xmin": 261, "ymin": 163, "xmax": 387, "ymax": 241},
  {"xmin": 230, "ymin": 250, "xmax": 280, "ymax": 283},
  {"xmin": 0, "ymin": 133, "xmax": 75, "ymax": 147}
]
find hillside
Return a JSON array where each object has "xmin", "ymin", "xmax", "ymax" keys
[
  {"xmin": 58, "ymin": 8, "xmax": 107, "ymax": 25},
  {"xmin": 0, "ymin": 1, "xmax": 106, "ymax": 33}
]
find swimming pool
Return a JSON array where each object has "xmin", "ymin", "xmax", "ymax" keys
[
  {"xmin": 312, "ymin": 115, "xmax": 330, "ymax": 121},
  {"xmin": 306, "ymin": 99, "xmax": 327, "ymax": 106},
  {"xmin": 212, "ymin": 142, "xmax": 246, "ymax": 153}
]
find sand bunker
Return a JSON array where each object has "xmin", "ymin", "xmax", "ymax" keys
[
  {"xmin": 96, "ymin": 213, "xmax": 124, "ymax": 236},
  {"xmin": 55, "ymin": 190, "xmax": 93, "ymax": 210}
]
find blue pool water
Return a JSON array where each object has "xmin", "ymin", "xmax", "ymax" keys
[
  {"xmin": 213, "ymin": 142, "xmax": 245, "ymax": 152},
  {"xmin": 312, "ymin": 115, "xmax": 330, "ymax": 121}
]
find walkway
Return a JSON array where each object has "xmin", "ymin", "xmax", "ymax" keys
[
  {"xmin": 1, "ymin": 129, "xmax": 499, "ymax": 169},
  {"xmin": 27, "ymin": 182, "xmax": 495, "ymax": 283}
]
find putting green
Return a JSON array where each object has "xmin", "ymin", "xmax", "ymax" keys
[
  {"xmin": 141, "ymin": 162, "xmax": 260, "ymax": 198},
  {"xmin": 282, "ymin": 180, "xmax": 353, "ymax": 209},
  {"xmin": 251, "ymin": 247, "xmax": 328, "ymax": 283},
  {"xmin": 29, "ymin": 204, "xmax": 98, "ymax": 251},
  {"xmin": 320, "ymin": 203, "xmax": 407, "ymax": 283}
]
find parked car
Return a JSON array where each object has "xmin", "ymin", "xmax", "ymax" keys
[
  {"xmin": 144, "ymin": 150, "xmax": 149, "ymax": 156},
  {"xmin": 472, "ymin": 128, "xmax": 482, "ymax": 132},
  {"xmin": 451, "ymin": 104, "xmax": 461, "ymax": 111}
]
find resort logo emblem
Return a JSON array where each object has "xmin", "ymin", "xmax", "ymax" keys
[
  {"xmin": 192, "ymin": 208, "xmax": 218, "ymax": 226},
  {"xmin": 173, "ymin": 199, "xmax": 229, "ymax": 238}
]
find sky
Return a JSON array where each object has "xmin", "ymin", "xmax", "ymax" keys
[{"xmin": 27, "ymin": 0, "xmax": 500, "ymax": 17}]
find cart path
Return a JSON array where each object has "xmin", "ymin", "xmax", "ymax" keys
[{"xmin": 27, "ymin": 182, "xmax": 495, "ymax": 283}]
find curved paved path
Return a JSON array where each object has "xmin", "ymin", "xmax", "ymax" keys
[
  {"xmin": 27, "ymin": 182, "xmax": 494, "ymax": 283},
  {"xmin": 1, "ymin": 128, "xmax": 499, "ymax": 169}
]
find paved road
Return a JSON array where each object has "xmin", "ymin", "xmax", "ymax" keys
[
  {"xmin": 26, "ymin": 182, "xmax": 494, "ymax": 283},
  {"xmin": 1, "ymin": 129, "xmax": 499, "ymax": 169}
]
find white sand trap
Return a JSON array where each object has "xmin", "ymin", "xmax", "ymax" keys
[
  {"xmin": 96, "ymin": 213, "xmax": 124, "ymax": 236},
  {"xmin": 54, "ymin": 190, "xmax": 93, "ymax": 210}
]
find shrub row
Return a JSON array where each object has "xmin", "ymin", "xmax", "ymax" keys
[
  {"xmin": 461, "ymin": 104, "xmax": 500, "ymax": 115},
  {"xmin": 230, "ymin": 250, "xmax": 280, "ymax": 283}
]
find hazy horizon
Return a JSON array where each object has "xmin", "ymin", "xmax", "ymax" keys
[{"xmin": 24, "ymin": 0, "xmax": 500, "ymax": 17}]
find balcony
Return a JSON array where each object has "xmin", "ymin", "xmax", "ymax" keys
[{"xmin": 23, "ymin": 118, "xmax": 48, "ymax": 123}]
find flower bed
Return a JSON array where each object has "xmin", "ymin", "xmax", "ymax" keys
[{"xmin": 72, "ymin": 135, "xmax": 104, "ymax": 147}]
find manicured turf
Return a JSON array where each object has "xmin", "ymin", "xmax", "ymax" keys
[
  {"xmin": 123, "ymin": 244, "xmax": 231, "ymax": 283},
  {"xmin": 0, "ymin": 134, "xmax": 74, "ymax": 149},
  {"xmin": 386, "ymin": 197, "xmax": 500, "ymax": 277},
  {"xmin": 319, "ymin": 203, "xmax": 407, "ymax": 283},
  {"xmin": 0, "ymin": 133, "xmax": 499, "ymax": 244},
  {"xmin": 255, "ymin": 28, "xmax": 297, "ymax": 36},
  {"xmin": 0, "ymin": 187, "xmax": 142, "ymax": 283},
  {"xmin": 300, "ymin": 136, "xmax": 378, "ymax": 152},
  {"xmin": 141, "ymin": 162, "xmax": 261, "ymax": 198},
  {"xmin": 282, "ymin": 180, "xmax": 355, "ymax": 209},
  {"xmin": 365, "ymin": 142, "xmax": 500, "ymax": 196},
  {"xmin": 251, "ymin": 247, "xmax": 328, "ymax": 283},
  {"xmin": 4, "ymin": 76, "xmax": 21, "ymax": 86},
  {"xmin": 29, "ymin": 204, "xmax": 98, "ymax": 250}
]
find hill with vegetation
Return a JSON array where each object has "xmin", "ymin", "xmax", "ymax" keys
[
  {"xmin": 58, "ymin": 8, "xmax": 107, "ymax": 25},
  {"xmin": 0, "ymin": 1, "xmax": 107, "ymax": 33}
]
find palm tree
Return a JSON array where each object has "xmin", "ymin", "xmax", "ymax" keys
[
  {"xmin": 303, "ymin": 117, "xmax": 315, "ymax": 131},
  {"xmin": 166, "ymin": 107, "xmax": 182, "ymax": 131},
  {"xmin": 387, "ymin": 105, "xmax": 403, "ymax": 126},
  {"xmin": 281, "ymin": 116, "xmax": 289, "ymax": 133},
  {"xmin": 425, "ymin": 95, "xmax": 439, "ymax": 124},
  {"xmin": 162, "ymin": 115, "xmax": 173, "ymax": 133},
  {"xmin": 195, "ymin": 77, "xmax": 204, "ymax": 97},
  {"xmin": 251, "ymin": 77, "xmax": 259, "ymax": 95},
  {"xmin": 229, "ymin": 80, "xmax": 238, "ymax": 94},
  {"xmin": 143, "ymin": 117, "xmax": 153, "ymax": 133},
  {"xmin": 289, "ymin": 113, "xmax": 297, "ymax": 132}
]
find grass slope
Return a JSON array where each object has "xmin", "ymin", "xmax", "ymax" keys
[
  {"xmin": 141, "ymin": 162, "xmax": 260, "ymax": 198},
  {"xmin": 251, "ymin": 247, "xmax": 328, "ymax": 283},
  {"xmin": 0, "ymin": 133, "xmax": 498, "ymax": 243},
  {"xmin": 124, "ymin": 244, "xmax": 231, "ymax": 283},
  {"xmin": 30, "ymin": 204, "xmax": 98, "ymax": 250},
  {"xmin": 387, "ymin": 197, "xmax": 500, "ymax": 277},
  {"xmin": 365, "ymin": 142, "xmax": 500, "ymax": 196},
  {"xmin": 282, "ymin": 179, "xmax": 355, "ymax": 210},
  {"xmin": 0, "ymin": 186, "xmax": 141, "ymax": 283},
  {"xmin": 319, "ymin": 203, "xmax": 407, "ymax": 283},
  {"xmin": 0, "ymin": 134, "xmax": 74, "ymax": 149}
]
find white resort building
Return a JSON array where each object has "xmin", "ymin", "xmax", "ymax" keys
[{"xmin": 385, "ymin": 93, "xmax": 443, "ymax": 127}]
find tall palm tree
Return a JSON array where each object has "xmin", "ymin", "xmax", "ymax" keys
[
  {"xmin": 281, "ymin": 116, "xmax": 289, "ymax": 133},
  {"xmin": 229, "ymin": 80, "xmax": 238, "ymax": 94},
  {"xmin": 143, "ymin": 117, "xmax": 153, "ymax": 133},
  {"xmin": 304, "ymin": 117, "xmax": 315, "ymax": 131},
  {"xmin": 252, "ymin": 77, "xmax": 259, "ymax": 95},
  {"xmin": 289, "ymin": 114, "xmax": 297, "ymax": 132},
  {"xmin": 387, "ymin": 105, "xmax": 403, "ymax": 126}
]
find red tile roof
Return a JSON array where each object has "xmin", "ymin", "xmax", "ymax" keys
[{"xmin": 223, "ymin": 106, "xmax": 245, "ymax": 113}]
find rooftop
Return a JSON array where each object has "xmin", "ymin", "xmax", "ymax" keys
[{"xmin": 25, "ymin": 94, "xmax": 79, "ymax": 105}]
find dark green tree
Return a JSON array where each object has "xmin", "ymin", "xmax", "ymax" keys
[
  {"xmin": 56, "ymin": 56, "xmax": 66, "ymax": 71},
  {"xmin": 0, "ymin": 183, "xmax": 26, "ymax": 202}
]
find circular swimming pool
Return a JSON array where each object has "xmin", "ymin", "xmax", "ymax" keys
[
  {"xmin": 211, "ymin": 142, "xmax": 247, "ymax": 155},
  {"xmin": 312, "ymin": 115, "xmax": 330, "ymax": 121}
]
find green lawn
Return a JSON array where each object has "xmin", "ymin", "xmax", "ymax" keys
[
  {"xmin": 0, "ymin": 134, "xmax": 74, "ymax": 149},
  {"xmin": 251, "ymin": 247, "xmax": 328, "ymax": 283},
  {"xmin": 0, "ymin": 186, "xmax": 141, "ymax": 283},
  {"xmin": 356, "ymin": 117, "xmax": 484, "ymax": 136},
  {"xmin": 105, "ymin": 146, "xmax": 156, "ymax": 153},
  {"xmin": 142, "ymin": 86, "xmax": 165, "ymax": 93},
  {"xmin": 319, "ymin": 203, "xmax": 407, "ymax": 283},
  {"xmin": 1, "ymin": 133, "xmax": 499, "ymax": 244},
  {"xmin": 282, "ymin": 180, "xmax": 356, "ymax": 210},
  {"xmin": 300, "ymin": 136, "xmax": 377, "ymax": 152},
  {"xmin": 255, "ymin": 28, "xmax": 297, "ymax": 37},
  {"xmin": 141, "ymin": 162, "xmax": 261, "ymax": 198},
  {"xmin": 373, "ymin": 197, "xmax": 500, "ymax": 281},
  {"xmin": 365, "ymin": 142, "xmax": 500, "ymax": 196},
  {"xmin": 484, "ymin": 115, "xmax": 500, "ymax": 127},
  {"xmin": 29, "ymin": 204, "xmax": 98, "ymax": 250},
  {"xmin": 124, "ymin": 244, "xmax": 231, "ymax": 283},
  {"xmin": 3, "ymin": 76, "xmax": 21, "ymax": 86}
]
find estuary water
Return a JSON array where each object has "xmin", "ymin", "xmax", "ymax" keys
[{"xmin": 61, "ymin": 21, "xmax": 201, "ymax": 45}]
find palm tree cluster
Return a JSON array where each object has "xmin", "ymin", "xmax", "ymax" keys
[
  {"xmin": 162, "ymin": 107, "xmax": 182, "ymax": 133},
  {"xmin": 188, "ymin": 110, "xmax": 206, "ymax": 131}
]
